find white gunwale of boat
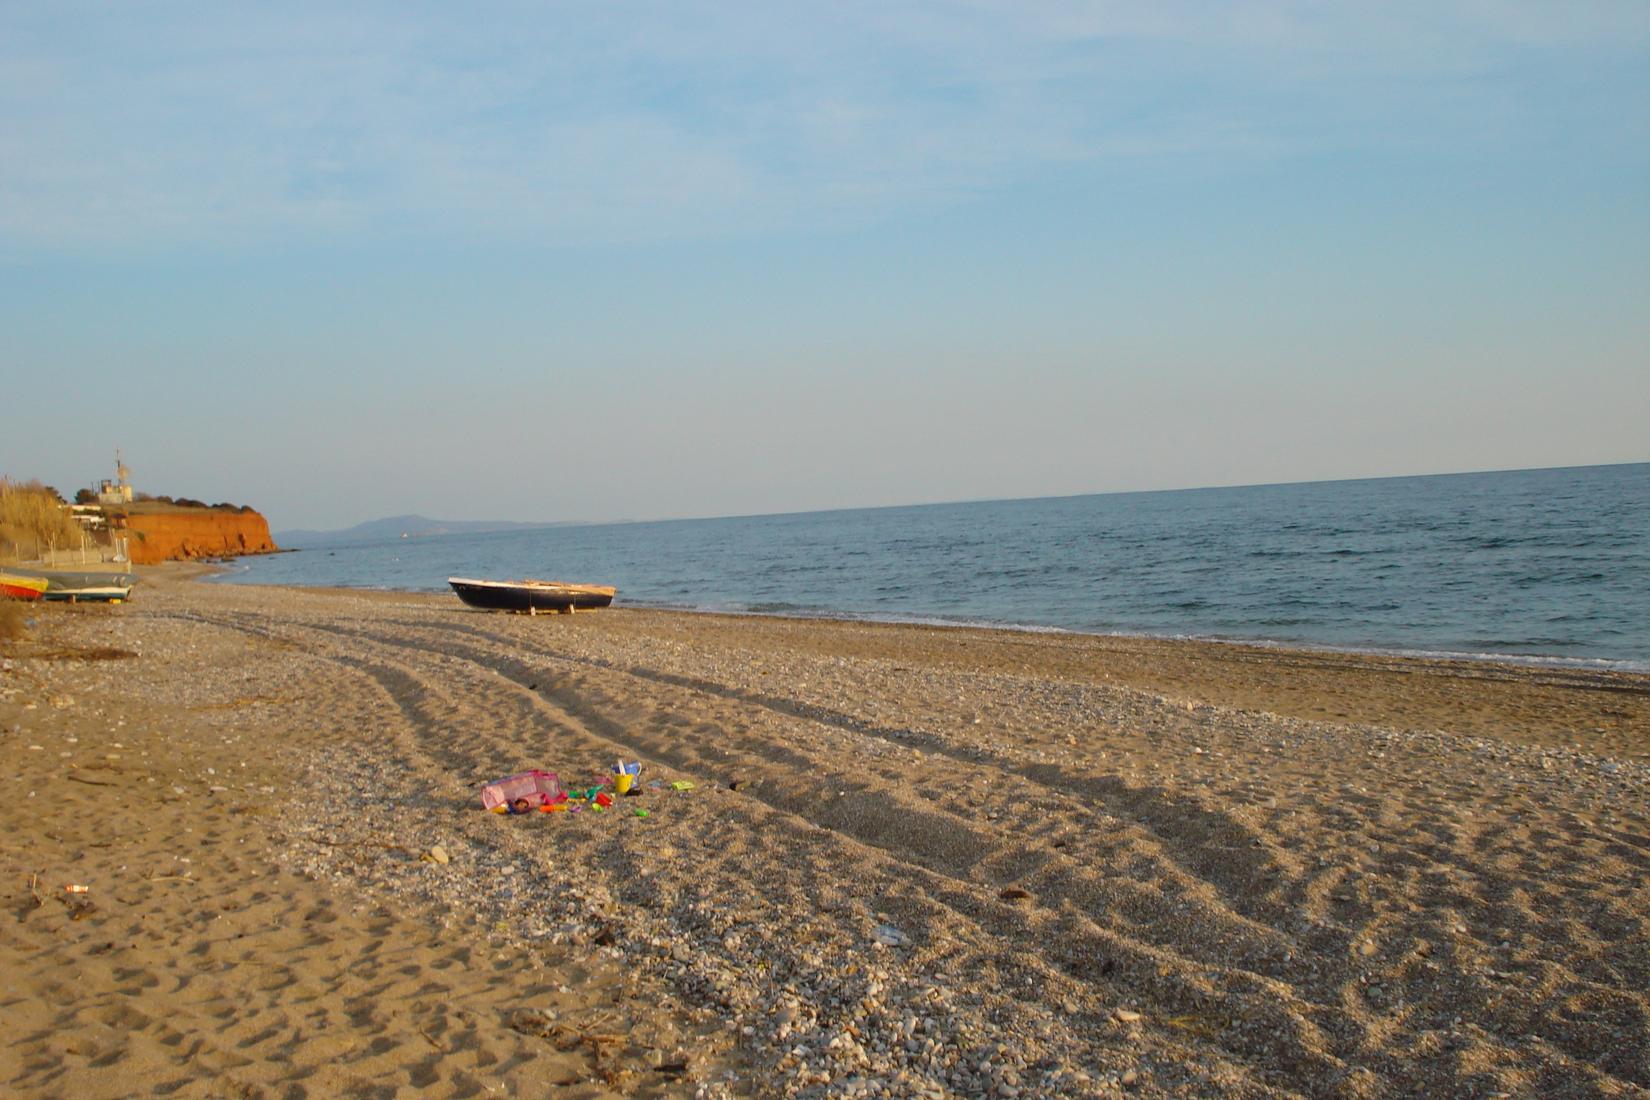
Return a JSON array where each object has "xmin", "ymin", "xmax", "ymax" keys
[{"xmin": 448, "ymin": 576, "xmax": 613, "ymax": 594}]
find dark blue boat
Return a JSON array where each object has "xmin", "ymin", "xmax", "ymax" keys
[{"xmin": 447, "ymin": 576, "xmax": 615, "ymax": 614}]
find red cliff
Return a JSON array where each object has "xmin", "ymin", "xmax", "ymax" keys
[{"xmin": 116, "ymin": 508, "xmax": 279, "ymax": 565}]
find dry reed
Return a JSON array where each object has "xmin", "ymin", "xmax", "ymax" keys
[{"xmin": 0, "ymin": 478, "xmax": 82, "ymax": 563}]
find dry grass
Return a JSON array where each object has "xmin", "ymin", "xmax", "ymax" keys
[{"xmin": 0, "ymin": 478, "xmax": 81, "ymax": 562}]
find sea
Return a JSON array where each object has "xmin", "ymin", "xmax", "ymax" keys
[{"xmin": 214, "ymin": 463, "xmax": 1650, "ymax": 670}]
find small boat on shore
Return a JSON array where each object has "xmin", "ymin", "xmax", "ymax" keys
[
  {"xmin": 5, "ymin": 568, "xmax": 136, "ymax": 603},
  {"xmin": 448, "ymin": 577, "xmax": 617, "ymax": 615},
  {"xmin": 0, "ymin": 571, "xmax": 50, "ymax": 601}
]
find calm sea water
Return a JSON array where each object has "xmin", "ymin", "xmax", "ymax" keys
[{"xmin": 215, "ymin": 464, "xmax": 1650, "ymax": 669}]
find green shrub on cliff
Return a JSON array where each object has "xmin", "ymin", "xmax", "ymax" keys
[
  {"xmin": 0, "ymin": 478, "xmax": 82, "ymax": 562},
  {"xmin": 129, "ymin": 492, "xmax": 252, "ymax": 512}
]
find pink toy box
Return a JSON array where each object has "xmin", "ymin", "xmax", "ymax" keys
[{"xmin": 480, "ymin": 769, "xmax": 564, "ymax": 812}]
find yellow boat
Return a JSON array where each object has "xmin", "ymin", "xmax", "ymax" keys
[{"xmin": 0, "ymin": 571, "xmax": 50, "ymax": 601}]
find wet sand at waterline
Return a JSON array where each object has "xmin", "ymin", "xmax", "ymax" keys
[{"xmin": 2, "ymin": 566, "xmax": 1646, "ymax": 1098}]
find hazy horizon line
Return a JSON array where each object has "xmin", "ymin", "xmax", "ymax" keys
[{"xmin": 277, "ymin": 458, "xmax": 1646, "ymax": 536}]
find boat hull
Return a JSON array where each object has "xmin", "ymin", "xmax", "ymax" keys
[
  {"xmin": 448, "ymin": 577, "xmax": 616, "ymax": 614},
  {"xmin": 0, "ymin": 572, "xmax": 50, "ymax": 601},
  {"xmin": 6, "ymin": 569, "xmax": 135, "ymax": 603}
]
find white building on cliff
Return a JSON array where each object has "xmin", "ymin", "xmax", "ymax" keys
[{"xmin": 96, "ymin": 450, "xmax": 134, "ymax": 505}]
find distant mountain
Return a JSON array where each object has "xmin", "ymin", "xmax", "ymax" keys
[{"xmin": 275, "ymin": 514, "xmax": 570, "ymax": 547}]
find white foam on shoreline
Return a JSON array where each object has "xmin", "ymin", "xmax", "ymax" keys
[{"xmin": 592, "ymin": 597, "xmax": 1650, "ymax": 674}]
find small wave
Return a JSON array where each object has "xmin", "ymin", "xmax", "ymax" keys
[
  {"xmin": 1451, "ymin": 535, "xmax": 1531, "ymax": 550},
  {"xmin": 1169, "ymin": 634, "xmax": 1650, "ymax": 673}
]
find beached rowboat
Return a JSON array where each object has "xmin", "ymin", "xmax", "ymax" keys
[
  {"xmin": 0, "ymin": 571, "xmax": 50, "ymax": 600},
  {"xmin": 448, "ymin": 577, "xmax": 617, "ymax": 614},
  {"xmin": 24, "ymin": 569, "xmax": 137, "ymax": 602}
]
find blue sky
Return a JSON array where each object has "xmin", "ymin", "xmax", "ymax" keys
[{"xmin": 3, "ymin": 2, "xmax": 1646, "ymax": 530}]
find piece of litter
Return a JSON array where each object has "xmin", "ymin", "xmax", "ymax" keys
[
  {"xmin": 479, "ymin": 769, "xmax": 562, "ymax": 813},
  {"xmin": 872, "ymin": 924, "xmax": 909, "ymax": 947},
  {"xmin": 65, "ymin": 884, "xmax": 90, "ymax": 894}
]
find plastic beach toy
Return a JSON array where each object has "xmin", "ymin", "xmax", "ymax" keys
[
  {"xmin": 480, "ymin": 769, "xmax": 563, "ymax": 813},
  {"xmin": 613, "ymin": 760, "xmax": 640, "ymax": 795}
]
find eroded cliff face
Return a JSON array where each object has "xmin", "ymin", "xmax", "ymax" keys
[{"xmin": 118, "ymin": 509, "xmax": 279, "ymax": 564}]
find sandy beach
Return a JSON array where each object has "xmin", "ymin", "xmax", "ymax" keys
[{"xmin": 2, "ymin": 567, "xmax": 1647, "ymax": 1099}]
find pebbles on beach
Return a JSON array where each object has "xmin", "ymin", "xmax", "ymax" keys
[{"xmin": 3, "ymin": 568, "xmax": 1648, "ymax": 1099}]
